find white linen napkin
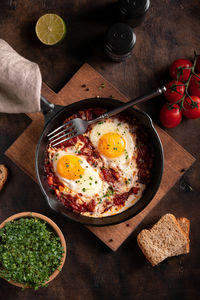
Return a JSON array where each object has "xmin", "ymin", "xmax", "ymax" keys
[{"xmin": 0, "ymin": 39, "xmax": 41, "ymax": 113}]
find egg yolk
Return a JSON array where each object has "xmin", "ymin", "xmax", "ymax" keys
[
  {"xmin": 56, "ymin": 155, "xmax": 84, "ymax": 180},
  {"xmin": 98, "ymin": 132, "xmax": 126, "ymax": 158}
]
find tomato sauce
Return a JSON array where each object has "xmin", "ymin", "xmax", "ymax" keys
[{"xmin": 45, "ymin": 108, "xmax": 153, "ymax": 215}]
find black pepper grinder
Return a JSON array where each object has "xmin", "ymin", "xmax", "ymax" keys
[
  {"xmin": 104, "ymin": 23, "xmax": 136, "ymax": 62},
  {"xmin": 118, "ymin": 0, "xmax": 150, "ymax": 28}
]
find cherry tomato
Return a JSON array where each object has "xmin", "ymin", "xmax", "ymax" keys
[
  {"xmin": 196, "ymin": 56, "xmax": 200, "ymax": 73},
  {"xmin": 188, "ymin": 74, "xmax": 200, "ymax": 97},
  {"xmin": 183, "ymin": 96, "xmax": 200, "ymax": 119},
  {"xmin": 160, "ymin": 104, "xmax": 182, "ymax": 128},
  {"xmin": 170, "ymin": 59, "xmax": 192, "ymax": 82},
  {"xmin": 164, "ymin": 81, "xmax": 185, "ymax": 103}
]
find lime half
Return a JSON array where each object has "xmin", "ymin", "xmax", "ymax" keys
[{"xmin": 36, "ymin": 13, "xmax": 66, "ymax": 46}]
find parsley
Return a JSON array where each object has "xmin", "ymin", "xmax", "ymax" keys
[
  {"xmin": 117, "ymin": 123, "xmax": 121, "ymax": 126},
  {"xmin": 89, "ymin": 176, "xmax": 93, "ymax": 180},
  {"xmin": 97, "ymin": 132, "xmax": 101, "ymax": 136},
  {"xmin": 80, "ymin": 175, "xmax": 83, "ymax": 178},
  {"xmin": 0, "ymin": 217, "xmax": 64, "ymax": 290},
  {"xmin": 125, "ymin": 178, "xmax": 131, "ymax": 184},
  {"xmin": 82, "ymin": 188, "xmax": 86, "ymax": 192},
  {"xmin": 95, "ymin": 181, "xmax": 97, "ymax": 184},
  {"xmin": 98, "ymin": 83, "xmax": 105, "ymax": 90},
  {"xmin": 98, "ymin": 121, "xmax": 104, "ymax": 125},
  {"xmin": 103, "ymin": 186, "xmax": 114, "ymax": 198},
  {"xmin": 125, "ymin": 149, "xmax": 129, "ymax": 159},
  {"xmin": 75, "ymin": 150, "xmax": 81, "ymax": 154}
]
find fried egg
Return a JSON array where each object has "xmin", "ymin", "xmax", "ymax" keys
[
  {"xmin": 50, "ymin": 150, "xmax": 109, "ymax": 199},
  {"xmin": 89, "ymin": 118, "xmax": 135, "ymax": 165},
  {"xmin": 89, "ymin": 118, "xmax": 139, "ymax": 194}
]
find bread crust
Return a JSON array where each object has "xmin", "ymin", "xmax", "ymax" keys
[
  {"xmin": 0, "ymin": 164, "xmax": 8, "ymax": 191},
  {"xmin": 174, "ymin": 217, "xmax": 190, "ymax": 255}
]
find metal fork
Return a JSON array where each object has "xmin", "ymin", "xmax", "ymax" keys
[{"xmin": 48, "ymin": 86, "xmax": 166, "ymax": 147}]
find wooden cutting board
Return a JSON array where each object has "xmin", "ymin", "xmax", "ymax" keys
[{"xmin": 5, "ymin": 63, "xmax": 195, "ymax": 251}]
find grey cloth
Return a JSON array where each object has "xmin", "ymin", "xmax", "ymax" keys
[{"xmin": 0, "ymin": 39, "xmax": 41, "ymax": 113}]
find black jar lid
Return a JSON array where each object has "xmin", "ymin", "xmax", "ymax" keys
[
  {"xmin": 119, "ymin": 0, "xmax": 150, "ymax": 18},
  {"xmin": 104, "ymin": 23, "xmax": 136, "ymax": 55}
]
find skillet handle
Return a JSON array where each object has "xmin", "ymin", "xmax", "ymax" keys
[
  {"xmin": 40, "ymin": 95, "xmax": 63, "ymax": 124},
  {"xmin": 104, "ymin": 86, "xmax": 166, "ymax": 119},
  {"xmin": 40, "ymin": 95, "xmax": 54, "ymax": 115}
]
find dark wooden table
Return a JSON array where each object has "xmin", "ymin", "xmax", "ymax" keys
[{"xmin": 0, "ymin": 1, "xmax": 200, "ymax": 299}]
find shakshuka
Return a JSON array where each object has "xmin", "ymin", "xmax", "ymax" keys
[{"xmin": 45, "ymin": 108, "xmax": 153, "ymax": 218}]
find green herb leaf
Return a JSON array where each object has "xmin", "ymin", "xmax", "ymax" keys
[{"xmin": 0, "ymin": 217, "xmax": 64, "ymax": 290}]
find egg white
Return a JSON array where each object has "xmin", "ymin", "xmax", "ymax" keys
[
  {"xmin": 89, "ymin": 118, "xmax": 135, "ymax": 165},
  {"xmin": 50, "ymin": 150, "xmax": 109, "ymax": 199},
  {"xmin": 88, "ymin": 118, "xmax": 139, "ymax": 194}
]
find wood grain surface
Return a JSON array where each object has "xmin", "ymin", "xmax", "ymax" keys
[
  {"xmin": 0, "ymin": 1, "xmax": 200, "ymax": 300},
  {"xmin": 5, "ymin": 63, "xmax": 195, "ymax": 251}
]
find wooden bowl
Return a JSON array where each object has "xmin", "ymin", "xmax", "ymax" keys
[{"xmin": 0, "ymin": 212, "xmax": 67, "ymax": 288}]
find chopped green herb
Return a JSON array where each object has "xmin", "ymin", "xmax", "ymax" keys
[
  {"xmin": 125, "ymin": 178, "xmax": 131, "ymax": 184},
  {"xmin": 103, "ymin": 186, "xmax": 114, "ymax": 198},
  {"xmin": 75, "ymin": 150, "xmax": 81, "ymax": 154},
  {"xmin": 89, "ymin": 183, "xmax": 92, "ymax": 186},
  {"xmin": 117, "ymin": 123, "xmax": 121, "ymax": 126},
  {"xmin": 98, "ymin": 121, "xmax": 104, "ymax": 125},
  {"xmin": 98, "ymin": 83, "xmax": 105, "ymax": 90},
  {"xmin": 82, "ymin": 188, "xmax": 86, "ymax": 192},
  {"xmin": 98, "ymin": 199, "xmax": 102, "ymax": 204},
  {"xmin": 89, "ymin": 176, "xmax": 93, "ymax": 180},
  {"xmin": 65, "ymin": 163, "xmax": 69, "ymax": 168},
  {"xmin": 95, "ymin": 181, "xmax": 98, "ymax": 184},
  {"xmin": 97, "ymin": 132, "xmax": 101, "ymax": 136},
  {"xmin": 80, "ymin": 175, "xmax": 83, "ymax": 178},
  {"xmin": 0, "ymin": 217, "xmax": 64, "ymax": 290}
]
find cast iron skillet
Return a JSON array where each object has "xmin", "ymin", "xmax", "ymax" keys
[{"xmin": 36, "ymin": 96, "xmax": 164, "ymax": 226}]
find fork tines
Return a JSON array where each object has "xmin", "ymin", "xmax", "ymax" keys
[{"xmin": 47, "ymin": 121, "xmax": 77, "ymax": 147}]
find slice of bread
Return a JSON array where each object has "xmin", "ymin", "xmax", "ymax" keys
[
  {"xmin": 0, "ymin": 164, "xmax": 8, "ymax": 192},
  {"xmin": 137, "ymin": 213, "xmax": 188, "ymax": 266},
  {"xmin": 173, "ymin": 217, "xmax": 190, "ymax": 255}
]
